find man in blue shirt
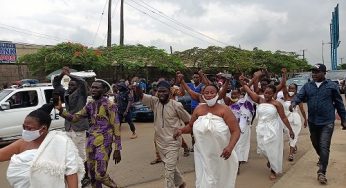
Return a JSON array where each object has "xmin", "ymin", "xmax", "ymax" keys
[
  {"xmin": 290, "ymin": 64, "xmax": 346, "ymax": 184},
  {"xmin": 187, "ymin": 72, "xmax": 204, "ymax": 113}
]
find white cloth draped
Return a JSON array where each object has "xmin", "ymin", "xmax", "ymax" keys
[
  {"xmin": 193, "ymin": 113, "xmax": 238, "ymax": 188},
  {"xmin": 256, "ymin": 103, "xmax": 283, "ymax": 174},
  {"xmin": 7, "ymin": 131, "xmax": 85, "ymax": 188},
  {"xmin": 282, "ymin": 100, "xmax": 302, "ymax": 147},
  {"xmin": 7, "ymin": 149, "xmax": 37, "ymax": 188}
]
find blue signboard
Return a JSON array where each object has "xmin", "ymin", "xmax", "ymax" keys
[{"xmin": 0, "ymin": 42, "xmax": 17, "ymax": 63}]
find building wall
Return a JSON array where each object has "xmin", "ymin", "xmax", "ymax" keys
[{"xmin": 0, "ymin": 63, "xmax": 36, "ymax": 86}]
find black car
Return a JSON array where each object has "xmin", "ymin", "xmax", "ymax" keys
[{"xmin": 130, "ymin": 102, "xmax": 154, "ymax": 122}]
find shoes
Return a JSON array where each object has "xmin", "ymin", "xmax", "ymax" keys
[
  {"xmin": 317, "ymin": 173, "xmax": 328, "ymax": 185},
  {"xmin": 183, "ymin": 148, "xmax": 190, "ymax": 157},
  {"xmin": 288, "ymin": 154, "xmax": 294, "ymax": 162},
  {"xmin": 130, "ymin": 133, "xmax": 137, "ymax": 139},
  {"xmin": 150, "ymin": 158, "xmax": 163, "ymax": 165}
]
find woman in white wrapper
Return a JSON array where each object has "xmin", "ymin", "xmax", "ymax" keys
[
  {"xmin": 0, "ymin": 103, "xmax": 84, "ymax": 188},
  {"xmin": 174, "ymin": 84, "xmax": 241, "ymax": 188},
  {"xmin": 239, "ymin": 76, "xmax": 295, "ymax": 180},
  {"xmin": 279, "ymin": 69, "xmax": 308, "ymax": 161}
]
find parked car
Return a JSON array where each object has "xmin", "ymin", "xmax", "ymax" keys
[
  {"xmin": 326, "ymin": 70, "xmax": 346, "ymax": 94},
  {"xmin": 130, "ymin": 102, "xmax": 154, "ymax": 122},
  {"xmin": 286, "ymin": 77, "xmax": 310, "ymax": 92},
  {"xmin": 0, "ymin": 83, "xmax": 64, "ymax": 142}
]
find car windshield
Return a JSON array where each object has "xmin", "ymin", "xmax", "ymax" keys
[
  {"xmin": 0, "ymin": 90, "xmax": 13, "ymax": 101},
  {"xmin": 286, "ymin": 78, "xmax": 307, "ymax": 86}
]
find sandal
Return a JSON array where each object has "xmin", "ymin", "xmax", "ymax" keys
[
  {"xmin": 269, "ymin": 169, "xmax": 277, "ymax": 180},
  {"xmin": 150, "ymin": 158, "xmax": 162, "ymax": 165},
  {"xmin": 317, "ymin": 173, "xmax": 328, "ymax": 185},
  {"xmin": 288, "ymin": 154, "xmax": 294, "ymax": 162}
]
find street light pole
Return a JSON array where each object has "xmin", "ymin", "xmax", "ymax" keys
[{"xmin": 322, "ymin": 40, "xmax": 331, "ymax": 65}]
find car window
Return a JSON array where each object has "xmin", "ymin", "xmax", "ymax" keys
[
  {"xmin": 6, "ymin": 90, "xmax": 38, "ymax": 109},
  {"xmin": 0, "ymin": 90, "xmax": 13, "ymax": 101},
  {"xmin": 44, "ymin": 89, "xmax": 53, "ymax": 104}
]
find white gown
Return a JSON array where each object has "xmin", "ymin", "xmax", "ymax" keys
[
  {"xmin": 256, "ymin": 103, "xmax": 284, "ymax": 174},
  {"xmin": 193, "ymin": 113, "xmax": 238, "ymax": 188},
  {"xmin": 282, "ymin": 100, "xmax": 302, "ymax": 147}
]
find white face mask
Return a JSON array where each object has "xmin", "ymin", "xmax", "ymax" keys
[
  {"xmin": 22, "ymin": 127, "xmax": 43, "ymax": 142},
  {"xmin": 288, "ymin": 92, "xmax": 295, "ymax": 97},
  {"xmin": 203, "ymin": 94, "xmax": 219, "ymax": 107}
]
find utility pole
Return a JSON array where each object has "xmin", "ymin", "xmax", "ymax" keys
[
  {"xmin": 170, "ymin": 46, "xmax": 173, "ymax": 55},
  {"xmin": 340, "ymin": 57, "xmax": 344, "ymax": 65},
  {"xmin": 120, "ymin": 0, "xmax": 124, "ymax": 46},
  {"xmin": 301, "ymin": 49, "xmax": 307, "ymax": 60},
  {"xmin": 107, "ymin": 0, "xmax": 112, "ymax": 47}
]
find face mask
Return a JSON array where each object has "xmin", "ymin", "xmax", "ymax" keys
[
  {"xmin": 22, "ymin": 127, "xmax": 43, "ymax": 142},
  {"xmin": 230, "ymin": 98, "xmax": 239, "ymax": 103},
  {"xmin": 288, "ymin": 92, "xmax": 295, "ymax": 97},
  {"xmin": 203, "ymin": 94, "xmax": 219, "ymax": 107}
]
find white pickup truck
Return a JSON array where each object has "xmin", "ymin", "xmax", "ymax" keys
[{"xmin": 0, "ymin": 84, "xmax": 64, "ymax": 142}]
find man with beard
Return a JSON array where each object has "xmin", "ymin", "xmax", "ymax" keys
[
  {"xmin": 56, "ymin": 80, "xmax": 121, "ymax": 188},
  {"xmin": 53, "ymin": 66, "xmax": 90, "ymax": 186},
  {"xmin": 136, "ymin": 80, "xmax": 190, "ymax": 188}
]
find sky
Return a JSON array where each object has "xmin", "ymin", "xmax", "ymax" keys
[{"xmin": 1, "ymin": 0, "xmax": 345, "ymax": 69}]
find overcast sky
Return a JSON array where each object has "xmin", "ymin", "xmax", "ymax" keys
[{"xmin": 1, "ymin": 0, "xmax": 345, "ymax": 69}]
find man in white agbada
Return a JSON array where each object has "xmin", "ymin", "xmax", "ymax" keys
[
  {"xmin": 138, "ymin": 80, "xmax": 190, "ymax": 188},
  {"xmin": 240, "ymin": 77, "xmax": 295, "ymax": 180},
  {"xmin": 0, "ymin": 104, "xmax": 84, "ymax": 188},
  {"xmin": 174, "ymin": 84, "xmax": 240, "ymax": 188}
]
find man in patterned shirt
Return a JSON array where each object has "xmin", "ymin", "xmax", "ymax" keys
[{"xmin": 56, "ymin": 80, "xmax": 121, "ymax": 188}]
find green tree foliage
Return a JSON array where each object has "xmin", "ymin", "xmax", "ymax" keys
[
  {"xmin": 175, "ymin": 46, "xmax": 311, "ymax": 74},
  {"xmin": 18, "ymin": 42, "xmax": 107, "ymax": 75},
  {"xmin": 19, "ymin": 42, "xmax": 310, "ymax": 77}
]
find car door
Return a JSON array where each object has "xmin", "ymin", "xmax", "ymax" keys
[{"xmin": 0, "ymin": 89, "xmax": 40, "ymax": 140}]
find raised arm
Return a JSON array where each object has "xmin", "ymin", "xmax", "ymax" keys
[
  {"xmin": 281, "ymin": 68, "xmax": 289, "ymax": 100},
  {"xmin": 178, "ymin": 74, "xmax": 201, "ymax": 101},
  {"xmin": 276, "ymin": 68, "xmax": 287, "ymax": 93},
  {"xmin": 239, "ymin": 75, "xmax": 261, "ymax": 104},
  {"xmin": 218, "ymin": 78, "xmax": 230, "ymax": 100},
  {"xmin": 199, "ymin": 70, "xmax": 212, "ymax": 86}
]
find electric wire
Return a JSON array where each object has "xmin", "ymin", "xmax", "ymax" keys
[
  {"xmin": 129, "ymin": 0, "xmax": 229, "ymax": 46},
  {"xmin": 92, "ymin": 0, "xmax": 108, "ymax": 46},
  {"xmin": 124, "ymin": 1, "xmax": 216, "ymax": 45}
]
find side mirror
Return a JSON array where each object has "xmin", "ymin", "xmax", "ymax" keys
[{"xmin": 0, "ymin": 102, "xmax": 10, "ymax": 110}]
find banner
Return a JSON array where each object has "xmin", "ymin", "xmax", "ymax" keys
[{"xmin": 0, "ymin": 42, "xmax": 17, "ymax": 63}]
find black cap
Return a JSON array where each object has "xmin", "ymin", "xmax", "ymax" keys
[
  {"xmin": 157, "ymin": 80, "xmax": 171, "ymax": 89},
  {"xmin": 310, "ymin": 63, "xmax": 327, "ymax": 72}
]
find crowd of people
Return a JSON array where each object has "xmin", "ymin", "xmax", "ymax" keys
[{"xmin": 0, "ymin": 63, "xmax": 346, "ymax": 188}]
